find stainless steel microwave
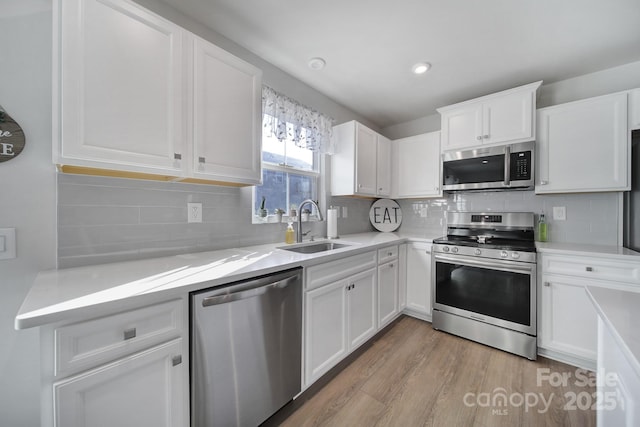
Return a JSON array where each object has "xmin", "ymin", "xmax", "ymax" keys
[{"xmin": 442, "ymin": 141, "xmax": 535, "ymax": 192}]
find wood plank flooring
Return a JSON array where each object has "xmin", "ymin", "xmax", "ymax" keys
[{"xmin": 280, "ymin": 316, "xmax": 595, "ymax": 427}]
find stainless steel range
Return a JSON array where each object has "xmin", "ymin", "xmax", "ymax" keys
[{"xmin": 432, "ymin": 211, "xmax": 537, "ymax": 360}]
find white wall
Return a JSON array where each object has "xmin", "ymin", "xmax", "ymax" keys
[
  {"xmin": 0, "ymin": 3, "xmax": 56, "ymax": 425},
  {"xmin": 382, "ymin": 59, "xmax": 640, "ymax": 139}
]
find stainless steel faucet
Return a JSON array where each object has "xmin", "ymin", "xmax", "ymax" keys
[{"xmin": 296, "ymin": 199, "xmax": 323, "ymax": 243}]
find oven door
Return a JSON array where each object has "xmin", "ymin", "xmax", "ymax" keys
[{"xmin": 432, "ymin": 253, "xmax": 536, "ymax": 335}]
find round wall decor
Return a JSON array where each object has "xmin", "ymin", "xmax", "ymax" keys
[
  {"xmin": 369, "ymin": 199, "xmax": 402, "ymax": 232},
  {"xmin": 0, "ymin": 106, "xmax": 26, "ymax": 163}
]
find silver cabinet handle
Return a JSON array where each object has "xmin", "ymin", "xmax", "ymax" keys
[
  {"xmin": 544, "ymin": 282, "xmax": 550, "ymax": 287},
  {"xmin": 172, "ymin": 355, "xmax": 182, "ymax": 366},
  {"xmin": 124, "ymin": 328, "xmax": 136, "ymax": 340},
  {"xmin": 173, "ymin": 153, "xmax": 182, "ymax": 160},
  {"xmin": 586, "ymin": 267, "xmax": 593, "ymax": 272},
  {"xmin": 483, "ymin": 134, "xmax": 489, "ymax": 139},
  {"xmin": 198, "ymin": 156, "xmax": 206, "ymax": 163}
]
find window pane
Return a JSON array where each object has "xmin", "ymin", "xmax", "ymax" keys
[
  {"xmin": 285, "ymin": 139, "xmax": 314, "ymax": 170},
  {"xmin": 289, "ymin": 173, "xmax": 316, "ymax": 214},
  {"xmin": 262, "ymin": 127, "xmax": 285, "ymax": 165},
  {"xmin": 255, "ymin": 169, "xmax": 287, "ymax": 215}
]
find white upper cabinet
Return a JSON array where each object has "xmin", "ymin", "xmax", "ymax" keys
[
  {"xmin": 331, "ymin": 121, "xmax": 391, "ymax": 197},
  {"xmin": 54, "ymin": 0, "xmax": 262, "ymax": 185},
  {"xmin": 536, "ymin": 92, "xmax": 629, "ymax": 194},
  {"xmin": 393, "ymin": 131, "xmax": 441, "ymax": 198},
  {"xmin": 55, "ymin": 0, "xmax": 186, "ymax": 175},
  {"xmin": 438, "ymin": 81, "xmax": 541, "ymax": 151},
  {"xmin": 630, "ymin": 88, "xmax": 640, "ymax": 130},
  {"xmin": 191, "ymin": 37, "xmax": 262, "ymax": 185}
]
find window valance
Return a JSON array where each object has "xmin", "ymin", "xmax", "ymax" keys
[{"xmin": 262, "ymin": 86, "xmax": 334, "ymax": 154}]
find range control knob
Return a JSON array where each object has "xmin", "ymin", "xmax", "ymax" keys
[
  {"xmin": 451, "ymin": 247, "xmax": 459, "ymax": 254},
  {"xmin": 474, "ymin": 248, "xmax": 481, "ymax": 256},
  {"xmin": 500, "ymin": 251, "xmax": 509, "ymax": 258},
  {"xmin": 511, "ymin": 252, "xmax": 520, "ymax": 259},
  {"xmin": 442, "ymin": 246, "xmax": 450, "ymax": 252}
]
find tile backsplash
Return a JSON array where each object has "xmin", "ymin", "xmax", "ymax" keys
[
  {"xmin": 398, "ymin": 190, "xmax": 621, "ymax": 245},
  {"xmin": 57, "ymin": 174, "xmax": 374, "ymax": 268},
  {"xmin": 58, "ymin": 174, "xmax": 621, "ymax": 268}
]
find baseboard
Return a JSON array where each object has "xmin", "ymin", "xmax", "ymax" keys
[
  {"xmin": 537, "ymin": 347, "xmax": 596, "ymax": 371},
  {"xmin": 401, "ymin": 307, "xmax": 432, "ymax": 322}
]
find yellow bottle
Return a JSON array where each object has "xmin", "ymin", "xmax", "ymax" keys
[{"xmin": 285, "ymin": 222, "xmax": 295, "ymax": 244}]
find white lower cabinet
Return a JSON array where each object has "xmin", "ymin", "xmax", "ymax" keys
[
  {"xmin": 377, "ymin": 246, "xmax": 400, "ymax": 328},
  {"xmin": 304, "ymin": 252, "xmax": 378, "ymax": 386},
  {"xmin": 403, "ymin": 242, "xmax": 432, "ymax": 320},
  {"xmin": 45, "ymin": 299, "xmax": 188, "ymax": 427},
  {"xmin": 54, "ymin": 339, "xmax": 185, "ymax": 427},
  {"xmin": 538, "ymin": 252, "xmax": 640, "ymax": 369}
]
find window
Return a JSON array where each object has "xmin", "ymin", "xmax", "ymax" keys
[{"xmin": 253, "ymin": 117, "xmax": 320, "ymax": 222}]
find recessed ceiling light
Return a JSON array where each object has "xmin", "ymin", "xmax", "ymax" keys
[
  {"xmin": 412, "ymin": 62, "xmax": 431, "ymax": 75},
  {"xmin": 308, "ymin": 57, "xmax": 326, "ymax": 70}
]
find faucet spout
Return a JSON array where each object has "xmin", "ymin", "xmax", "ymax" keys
[{"xmin": 296, "ymin": 199, "xmax": 323, "ymax": 243}]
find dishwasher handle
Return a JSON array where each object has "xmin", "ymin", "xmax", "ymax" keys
[{"xmin": 201, "ymin": 269, "xmax": 301, "ymax": 307}]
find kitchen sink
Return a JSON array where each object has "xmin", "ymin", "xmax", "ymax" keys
[{"xmin": 278, "ymin": 242, "xmax": 351, "ymax": 254}]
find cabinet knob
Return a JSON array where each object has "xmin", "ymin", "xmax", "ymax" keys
[
  {"xmin": 476, "ymin": 136, "xmax": 482, "ymax": 141},
  {"xmin": 389, "ymin": 263, "xmax": 394, "ymax": 268},
  {"xmin": 539, "ymin": 180, "xmax": 548, "ymax": 185},
  {"xmin": 586, "ymin": 266, "xmax": 593, "ymax": 272},
  {"xmin": 544, "ymin": 282, "xmax": 550, "ymax": 287},
  {"xmin": 387, "ymin": 252, "xmax": 393, "ymax": 256},
  {"xmin": 123, "ymin": 328, "xmax": 137, "ymax": 340},
  {"xmin": 358, "ymin": 184, "xmax": 363, "ymax": 189},
  {"xmin": 173, "ymin": 153, "xmax": 182, "ymax": 160},
  {"xmin": 172, "ymin": 355, "xmax": 182, "ymax": 366},
  {"xmin": 379, "ymin": 187, "xmax": 383, "ymax": 191},
  {"xmin": 483, "ymin": 134, "xmax": 489, "ymax": 139},
  {"xmin": 198, "ymin": 156, "xmax": 206, "ymax": 163}
]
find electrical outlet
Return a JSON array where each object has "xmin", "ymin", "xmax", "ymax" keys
[
  {"xmin": 420, "ymin": 207, "xmax": 428, "ymax": 218},
  {"xmin": 552, "ymin": 206, "xmax": 566, "ymax": 221},
  {"xmin": 0, "ymin": 228, "xmax": 16, "ymax": 260},
  {"xmin": 187, "ymin": 203, "xmax": 203, "ymax": 223}
]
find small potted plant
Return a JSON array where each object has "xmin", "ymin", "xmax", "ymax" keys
[
  {"xmin": 275, "ymin": 208, "xmax": 285, "ymax": 223},
  {"xmin": 258, "ymin": 196, "xmax": 267, "ymax": 218}
]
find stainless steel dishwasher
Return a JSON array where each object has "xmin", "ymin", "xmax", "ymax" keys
[{"xmin": 190, "ymin": 268, "xmax": 302, "ymax": 427}]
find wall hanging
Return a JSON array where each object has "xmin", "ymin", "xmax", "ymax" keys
[{"xmin": 0, "ymin": 105, "xmax": 25, "ymax": 163}]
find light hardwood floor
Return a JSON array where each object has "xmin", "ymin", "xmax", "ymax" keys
[{"xmin": 281, "ymin": 316, "xmax": 595, "ymax": 427}]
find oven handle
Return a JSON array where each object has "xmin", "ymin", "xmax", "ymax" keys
[{"xmin": 434, "ymin": 253, "xmax": 535, "ymax": 275}]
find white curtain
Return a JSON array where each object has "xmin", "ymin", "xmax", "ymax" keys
[{"xmin": 262, "ymin": 86, "xmax": 335, "ymax": 154}]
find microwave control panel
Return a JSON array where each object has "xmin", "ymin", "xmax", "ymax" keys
[{"xmin": 510, "ymin": 151, "xmax": 531, "ymax": 180}]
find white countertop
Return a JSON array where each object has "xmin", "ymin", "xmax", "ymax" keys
[
  {"xmin": 587, "ymin": 286, "xmax": 640, "ymax": 378},
  {"xmin": 15, "ymin": 232, "xmax": 435, "ymax": 330},
  {"xmin": 536, "ymin": 242, "xmax": 640, "ymax": 260}
]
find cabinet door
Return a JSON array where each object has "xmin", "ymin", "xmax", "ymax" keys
[
  {"xmin": 56, "ymin": 0, "xmax": 185, "ymax": 174},
  {"xmin": 192, "ymin": 36, "xmax": 262, "ymax": 185},
  {"xmin": 536, "ymin": 92, "xmax": 629, "ymax": 193},
  {"xmin": 630, "ymin": 88, "xmax": 640, "ymax": 130},
  {"xmin": 54, "ymin": 339, "xmax": 186, "ymax": 427},
  {"xmin": 483, "ymin": 89, "xmax": 534, "ymax": 145},
  {"xmin": 355, "ymin": 124, "xmax": 379, "ymax": 195},
  {"xmin": 405, "ymin": 242, "xmax": 432, "ymax": 318},
  {"xmin": 538, "ymin": 276, "xmax": 597, "ymax": 362},
  {"xmin": 376, "ymin": 135, "xmax": 392, "ymax": 197},
  {"xmin": 395, "ymin": 131, "xmax": 441, "ymax": 198},
  {"xmin": 440, "ymin": 104, "xmax": 483, "ymax": 150},
  {"xmin": 347, "ymin": 269, "xmax": 377, "ymax": 350},
  {"xmin": 378, "ymin": 261, "xmax": 399, "ymax": 328},
  {"xmin": 305, "ymin": 280, "xmax": 347, "ymax": 384}
]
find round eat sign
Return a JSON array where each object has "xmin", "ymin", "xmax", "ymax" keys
[
  {"xmin": 0, "ymin": 106, "xmax": 26, "ymax": 163},
  {"xmin": 369, "ymin": 199, "xmax": 402, "ymax": 232}
]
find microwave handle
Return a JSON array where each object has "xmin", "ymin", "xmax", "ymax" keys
[{"xmin": 504, "ymin": 145, "xmax": 511, "ymax": 186}]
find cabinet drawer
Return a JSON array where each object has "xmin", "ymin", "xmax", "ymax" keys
[
  {"xmin": 55, "ymin": 299, "xmax": 183, "ymax": 377},
  {"xmin": 306, "ymin": 251, "xmax": 377, "ymax": 291},
  {"xmin": 541, "ymin": 254, "xmax": 640, "ymax": 285},
  {"xmin": 378, "ymin": 245, "xmax": 399, "ymax": 264}
]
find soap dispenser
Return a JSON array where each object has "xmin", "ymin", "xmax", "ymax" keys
[
  {"xmin": 537, "ymin": 212, "xmax": 548, "ymax": 242},
  {"xmin": 285, "ymin": 220, "xmax": 295, "ymax": 244}
]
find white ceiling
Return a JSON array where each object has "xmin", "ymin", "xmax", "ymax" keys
[{"xmin": 162, "ymin": 0, "xmax": 640, "ymax": 128}]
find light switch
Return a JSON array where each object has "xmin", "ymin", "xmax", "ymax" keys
[{"xmin": 0, "ymin": 228, "xmax": 16, "ymax": 260}]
